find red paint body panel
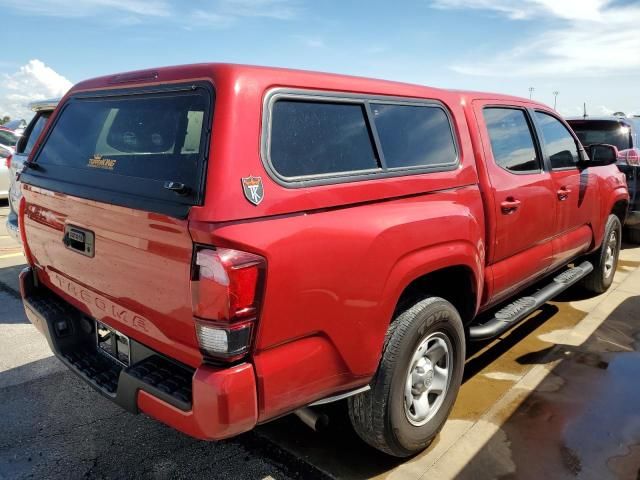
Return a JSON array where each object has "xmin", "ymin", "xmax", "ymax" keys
[
  {"xmin": 22, "ymin": 185, "xmax": 202, "ymax": 368},
  {"xmin": 138, "ymin": 362, "xmax": 258, "ymax": 440},
  {"xmin": 19, "ymin": 63, "xmax": 629, "ymax": 441}
]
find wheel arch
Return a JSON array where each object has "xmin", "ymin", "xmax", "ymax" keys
[
  {"xmin": 611, "ymin": 197, "xmax": 628, "ymax": 225},
  {"xmin": 393, "ymin": 264, "xmax": 478, "ymax": 327},
  {"xmin": 380, "ymin": 240, "xmax": 483, "ymax": 328}
]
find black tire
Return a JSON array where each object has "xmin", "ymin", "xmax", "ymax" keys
[
  {"xmin": 626, "ymin": 226, "xmax": 640, "ymax": 244},
  {"xmin": 348, "ymin": 297, "xmax": 465, "ymax": 457},
  {"xmin": 583, "ymin": 214, "xmax": 622, "ymax": 294}
]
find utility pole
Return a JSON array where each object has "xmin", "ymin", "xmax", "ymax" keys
[
  {"xmin": 553, "ymin": 91, "xmax": 559, "ymax": 110},
  {"xmin": 529, "ymin": 87, "xmax": 535, "ymax": 99}
]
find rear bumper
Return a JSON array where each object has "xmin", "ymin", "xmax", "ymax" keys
[{"xmin": 19, "ymin": 267, "xmax": 258, "ymax": 440}]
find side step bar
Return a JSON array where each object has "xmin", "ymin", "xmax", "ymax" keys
[{"xmin": 469, "ymin": 261, "xmax": 593, "ymax": 341}]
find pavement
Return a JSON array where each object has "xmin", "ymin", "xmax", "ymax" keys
[{"xmin": 1, "ymin": 197, "xmax": 640, "ymax": 479}]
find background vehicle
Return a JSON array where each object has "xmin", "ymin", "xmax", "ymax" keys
[
  {"xmin": 0, "ymin": 145, "xmax": 11, "ymax": 199},
  {"xmin": 19, "ymin": 64, "xmax": 628, "ymax": 457},
  {"xmin": 1, "ymin": 118, "xmax": 27, "ymax": 135},
  {"xmin": 5, "ymin": 99, "xmax": 59, "ymax": 242},
  {"xmin": 567, "ymin": 116, "xmax": 640, "ymax": 242},
  {"xmin": 0, "ymin": 127, "xmax": 19, "ymax": 151}
]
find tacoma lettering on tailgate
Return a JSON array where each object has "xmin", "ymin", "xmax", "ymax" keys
[{"xmin": 51, "ymin": 273, "xmax": 150, "ymax": 333}]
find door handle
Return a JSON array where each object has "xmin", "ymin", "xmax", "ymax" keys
[
  {"xmin": 500, "ymin": 198, "xmax": 521, "ymax": 214},
  {"xmin": 557, "ymin": 186, "xmax": 572, "ymax": 201}
]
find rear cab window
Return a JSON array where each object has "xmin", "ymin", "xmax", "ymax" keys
[
  {"xmin": 263, "ymin": 90, "xmax": 458, "ymax": 185},
  {"xmin": 23, "ymin": 83, "xmax": 213, "ymax": 217}
]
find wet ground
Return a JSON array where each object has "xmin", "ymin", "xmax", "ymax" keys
[
  {"xmin": 257, "ymin": 244, "xmax": 640, "ymax": 479},
  {"xmin": 2, "ymin": 196, "xmax": 640, "ymax": 479}
]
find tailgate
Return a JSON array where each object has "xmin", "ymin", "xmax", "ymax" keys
[{"xmin": 20, "ymin": 82, "xmax": 214, "ymax": 368}]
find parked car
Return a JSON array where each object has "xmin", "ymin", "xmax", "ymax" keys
[
  {"xmin": 567, "ymin": 116, "xmax": 640, "ymax": 242},
  {"xmin": 0, "ymin": 145, "xmax": 11, "ymax": 199},
  {"xmin": 5, "ymin": 99, "xmax": 59, "ymax": 242},
  {"xmin": 1, "ymin": 118, "xmax": 27, "ymax": 135},
  {"xmin": 0, "ymin": 126, "xmax": 19, "ymax": 151},
  {"xmin": 19, "ymin": 64, "xmax": 628, "ymax": 457}
]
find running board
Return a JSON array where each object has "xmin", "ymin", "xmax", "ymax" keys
[{"xmin": 469, "ymin": 261, "xmax": 593, "ymax": 341}]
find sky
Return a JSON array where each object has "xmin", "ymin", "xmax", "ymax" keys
[{"xmin": 1, "ymin": 0, "xmax": 639, "ymax": 121}]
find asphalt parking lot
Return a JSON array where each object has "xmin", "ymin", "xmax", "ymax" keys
[{"xmin": 2, "ymin": 198, "xmax": 640, "ymax": 479}]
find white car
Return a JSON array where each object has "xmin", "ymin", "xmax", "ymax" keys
[
  {"xmin": 0, "ymin": 127, "xmax": 19, "ymax": 151},
  {"xmin": 1, "ymin": 119, "xmax": 27, "ymax": 136},
  {"xmin": 6, "ymin": 99, "xmax": 59, "ymax": 241},
  {"xmin": 0, "ymin": 145, "xmax": 11, "ymax": 199}
]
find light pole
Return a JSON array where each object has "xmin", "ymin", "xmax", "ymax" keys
[
  {"xmin": 553, "ymin": 91, "xmax": 559, "ymax": 110},
  {"xmin": 529, "ymin": 87, "xmax": 535, "ymax": 99}
]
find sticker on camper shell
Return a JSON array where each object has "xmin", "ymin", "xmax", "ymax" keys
[
  {"xmin": 87, "ymin": 154, "xmax": 117, "ymax": 171},
  {"xmin": 241, "ymin": 176, "xmax": 264, "ymax": 205}
]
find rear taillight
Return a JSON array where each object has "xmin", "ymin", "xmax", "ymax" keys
[
  {"xmin": 191, "ymin": 247, "xmax": 266, "ymax": 362},
  {"xmin": 18, "ymin": 196, "xmax": 34, "ymax": 266},
  {"xmin": 4, "ymin": 154, "xmax": 11, "ymax": 169},
  {"xmin": 618, "ymin": 148, "xmax": 640, "ymax": 166}
]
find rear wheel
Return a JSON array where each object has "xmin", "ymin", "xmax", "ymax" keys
[
  {"xmin": 348, "ymin": 297, "xmax": 465, "ymax": 457},
  {"xmin": 583, "ymin": 214, "xmax": 622, "ymax": 294}
]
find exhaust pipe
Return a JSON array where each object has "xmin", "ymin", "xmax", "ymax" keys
[{"xmin": 294, "ymin": 407, "xmax": 329, "ymax": 432}]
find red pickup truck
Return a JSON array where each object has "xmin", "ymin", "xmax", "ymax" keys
[{"xmin": 18, "ymin": 64, "xmax": 628, "ymax": 457}]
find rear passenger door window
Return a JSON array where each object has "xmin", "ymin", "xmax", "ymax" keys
[
  {"xmin": 534, "ymin": 111, "xmax": 580, "ymax": 169},
  {"xmin": 483, "ymin": 108, "xmax": 540, "ymax": 173}
]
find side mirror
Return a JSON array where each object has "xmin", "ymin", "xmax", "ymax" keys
[{"xmin": 586, "ymin": 143, "xmax": 619, "ymax": 166}]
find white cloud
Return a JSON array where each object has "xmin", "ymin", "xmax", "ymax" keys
[
  {"xmin": 293, "ymin": 35, "xmax": 325, "ymax": 48},
  {"xmin": 0, "ymin": 60, "xmax": 72, "ymax": 120},
  {"xmin": 3, "ymin": 0, "xmax": 300, "ymax": 30},
  {"xmin": 218, "ymin": 0, "xmax": 300, "ymax": 20},
  {"xmin": 1, "ymin": 0, "xmax": 171, "ymax": 17},
  {"xmin": 432, "ymin": 0, "xmax": 640, "ymax": 77},
  {"xmin": 189, "ymin": 9, "xmax": 236, "ymax": 28},
  {"xmin": 188, "ymin": 0, "xmax": 300, "ymax": 29}
]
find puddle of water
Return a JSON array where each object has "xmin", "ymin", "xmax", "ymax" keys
[{"xmin": 456, "ymin": 295, "xmax": 640, "ymax": 480}]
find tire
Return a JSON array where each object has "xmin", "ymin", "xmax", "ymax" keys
[
  {"xmin": 583, "ymin": 214, "xmax": 622, "ymax": 294},
  {"xmin": 348, "ymin": 297, "xmax": 465, "ymax": 457},
  {"xmin": 626, "ymin": 226, "xmax": 640, "ymax": 244}
]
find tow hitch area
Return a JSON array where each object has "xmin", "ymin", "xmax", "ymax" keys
[{"xmin": 96, "ymin": 321, "xmax": 131, "ymax": 366}]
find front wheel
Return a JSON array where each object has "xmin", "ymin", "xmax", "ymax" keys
[
  {"xmin": 348, "ymin": 297, "xmax": 465, "ymax": 457},
  {"xmin": 583, "ymin": 214, "xmax": 622, "ymax": 294}
]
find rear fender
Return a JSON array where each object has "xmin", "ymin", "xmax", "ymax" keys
[{"xmin": 379, "ymin": 240, "xmax": 483, "ymax": 329}]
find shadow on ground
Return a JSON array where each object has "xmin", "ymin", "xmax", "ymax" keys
[{"xmin": 0, "ymin": 357, "xmax": 328, "ymax": 480}]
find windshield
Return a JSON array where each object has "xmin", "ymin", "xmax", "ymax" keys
[
  {"xmin": 567, "ymin": 120, "xmax": 632, "ymax": 150},
  {"xmin": 0, "ymin": 129, "xmax": 18, "ymax": 148}
]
